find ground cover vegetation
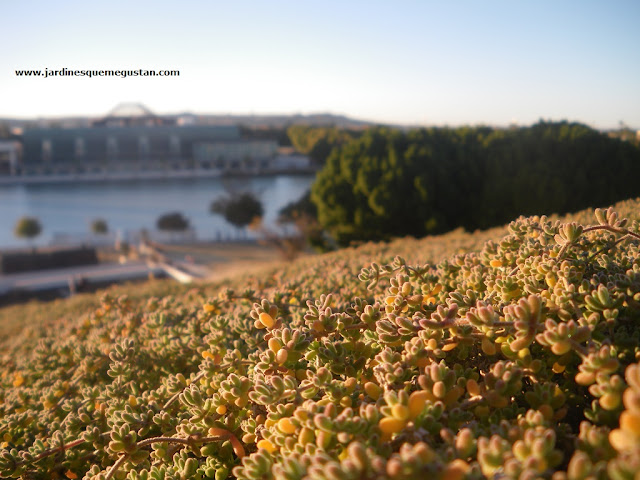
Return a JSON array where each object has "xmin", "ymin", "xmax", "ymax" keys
[
  {"xmin": 1, "ymin": 197, "xmax": 640, "ymax": 479},
  {"xmin": 310, "ymin": 121, "xmax": 640, "ymax": 245}
]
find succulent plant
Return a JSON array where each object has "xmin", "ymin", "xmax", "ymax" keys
[{"xmin": 1, "ymin": 200, "xmax": 639, "ymax": 479}]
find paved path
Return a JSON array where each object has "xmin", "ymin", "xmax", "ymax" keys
[{"xmin": 0, "ymin": 261, "xmax": 163, "ymax": 294}]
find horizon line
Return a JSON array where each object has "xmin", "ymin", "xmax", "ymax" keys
[{"xmin": 0, "ymin": 110, "xmax": 637, "ymax": 132}]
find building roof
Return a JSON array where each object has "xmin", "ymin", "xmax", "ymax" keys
[
  {"xmin": 92, "ymin": 103, "xmax": 173, "ymax": 127},
  {"xmin": 106, "ymin": 103, "xmax": 155, "ymax": 117}
]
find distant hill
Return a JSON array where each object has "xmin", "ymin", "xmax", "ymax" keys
[
  {"xmin": 171, "ymin": 112, "xmax": 377, "ymax": 128},
  {"xmin": 0, "ymin": 112, "xmax": 380, "ymax": 130}
]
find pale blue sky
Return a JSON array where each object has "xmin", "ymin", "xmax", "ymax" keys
[{"xmin": 2, "ymin": 0, "xmax": 639, "ymax": 128}]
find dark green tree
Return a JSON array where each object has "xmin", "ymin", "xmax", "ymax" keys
[
  {"xmin": 210, "ymin": 192, "xmax": 264, "ymax": 230},
  {"xmin": 156, "ymin": 212, "xmax": 189, "ymax": 232},
  {"xmin": 287, "ymin": 125, "xmax": 359, "ymax": 165},
  {"xmin": 311, "ymin": 127, "xmax": 480, "ymax": 244},
  {"xmin": 311, "ymin": 122, "xmax": 640, "ymax": 246},
  {"xmin": 278, "ymin": 190, "xmax": 317, "ymax": 223}
]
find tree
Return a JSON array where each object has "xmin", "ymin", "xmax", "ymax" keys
[
  {"xmin": 156, "ymin": 212, "xmax": 189, "ymax": 232},
  {"xmin": 311, "ymin": 127, "xmax": 451, "ymax": 245},
  {"xmin": 210, "ymin": 192, "xmax": 264, "ymax": 230},
  {"xmin": 287, "ymin": 125, "xmax": 359, "ymax": 165},
  {"xmin": 14, "ymin": 216, "xmax": 42, "ymax": 243},
  {"xmin": 278, "ymin": 191, "xmax": 330, "ymax": 252},
  {"xmin": 311, "ymin": 122, "xmax": 640, "ymax": 246},
  {"xmin": 278, "ymin": 190, "xmax": 316, "ymax": 222},
  {"xmin": 91, "ymin": 218, "xmax": 109, "ymax": 235}
]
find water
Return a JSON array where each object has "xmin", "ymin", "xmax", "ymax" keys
[{"xmin": 0, "ymin": 174, "xmax": 314, "ymax": 248}]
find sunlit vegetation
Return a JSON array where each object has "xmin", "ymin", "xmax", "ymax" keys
[
  {"xmin": 1, "ymin": 197, "xmax": 640, "ymax": 479},
  {"xmin": 287, "ymin": 126, "xmax": 361, "ymax": 165},
  {"xmin": 311, "ymin": 122, "xmax": 640, "ymax": 245}
]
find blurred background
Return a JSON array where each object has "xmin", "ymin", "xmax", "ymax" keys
[{"xmin": 1, "ymin": 0, "xmax": 638, "ymax": 301}]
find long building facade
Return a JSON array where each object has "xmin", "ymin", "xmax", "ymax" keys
[
  {"xmin": 17, "ymin": 105, "xmax": 282, "ymax": 175},
  {"xmin": 21, "ymin": 124, "xmax": 278, "ymax": 174}
]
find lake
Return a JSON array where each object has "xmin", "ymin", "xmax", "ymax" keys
[{"xmin": 0, "ymin": 174, "xmax": 315, "ymax": 248}]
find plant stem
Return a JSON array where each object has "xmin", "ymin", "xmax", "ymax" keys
[
  {"xmin": 104, "ymin": 434, "xmax": 236, "ymax": 480},
  {"xmin": 583, "ymin": 224, "xmax": 640, "ymax": 240},
  {"xmin": 104, "ymin": 454, "xmax": 128, "ymax": 480}
]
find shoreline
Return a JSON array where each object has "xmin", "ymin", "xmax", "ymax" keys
[{"xmin": 0, "ymin": 167, "xmax": 318, "ymax": 186}]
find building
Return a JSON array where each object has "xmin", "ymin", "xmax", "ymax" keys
[
  {"xmin": 272, "ymin": 150, "xmax": 312, "ymax": 171},
  {"xmin": 193, "ymin": 141, "xmax": 278, "ymax": 171},
  {"xmin": 0, "ymin": 140, "xmax": 21, "ymax": 175},
  {"xmin": 19, "ymin": 104, "xmax": 279, "ymax": 175}
]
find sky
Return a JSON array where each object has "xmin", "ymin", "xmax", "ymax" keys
[{"xmin": 1, "ymin": 0, "xmax": 639, "ymax": 129}]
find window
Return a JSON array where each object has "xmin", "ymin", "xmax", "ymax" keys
[
  {"xmin": 42, "ymin": 139, "xmax": 52, "ymax": 163},
  {"xmin": 138, "ymin": 136, "xmax": 150, "ymax": 158},
  {"xmin": 75, "ymin": 138, "xmax": 86, "ymax": 159},
  {"xmin": 170, "ymin": 135, "xmax": 181, "ymax": 156},
  {"xmin": 107, "ymin": 136, "xmax": 118, "ymax": 160}
]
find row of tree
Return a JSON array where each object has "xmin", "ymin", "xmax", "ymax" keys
[
  {"xmin": 11, "ymin": 193, "xmax": 264, "ymax": 244},
  {"xmin": 13, "ymin": 217, "xmax": 108, "ymax": 243},
  {"xmin": 310, "ymin": 121, "xmax": 640, "ymax": 245}
]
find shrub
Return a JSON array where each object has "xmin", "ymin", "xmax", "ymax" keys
[
  {"xmin": 13, "ymin": 216, "xmax": 42, "ymax": 241},
  {"xmin": 91, "ymin": 219, "xmax": 109, "ymax": 235}
]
